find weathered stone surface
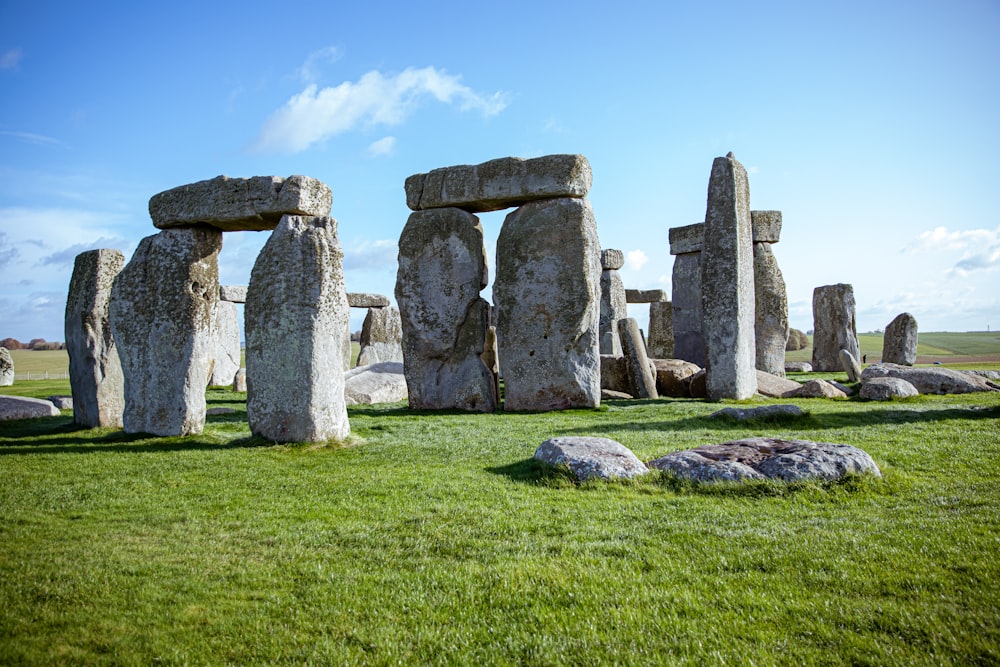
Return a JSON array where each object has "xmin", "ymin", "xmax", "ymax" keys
[
  {"xmin": 753, "ymin": 242, "xmax": 788, "ymax": 377},
  {"xmin": 617, "ymin": 318, "xmax": 658, "ymax": 399},
  {"xmin": 209, "ymin": 300, "xmax": 241, "ymax": 386},
  {"xmin": 219, "ymin": 285, "xmax": 247, "ymax": 303},
  {"xmin": 812, "ymin": 284, "xmax": 859, "ymax": 372},
  {"xmin": 860, "ymin": 363, "xmax": 999, "ymax": 395},
  {"xmin": 750, "ymin": 210, "xmax": 782, "ymax": 243},
  {"xmin": 232, "ymin": 368, "xmax": 247, "ymax": 392},
  {"xmin": 652, "ymin": 359, "xmax": 700, "ymax": 397},
  {"xmin": 0, "ymin": 347, "xmax": 12, "ymax": 386},
  {"xmin": 839, "ymin": 349, "xmax": 863, "ymax": 383},
  {"xmin": 709, "ymin": 404, "xmax": 804, "ymax": 421},
  {"xmin": 755, "ymin": 370, "xmax": 803, "ymax": 398},
  {"xmin": 64, "ymin": 249, "xmax": 125, "ymax": 427},
  {"xmin": 357, "ymin": 306, "xmax": 404, "ymax": 367},
  {"xmin": 149, "ymin": 175, "xmax": 332, "ymax": 231},
  {"xmin": 687, "ymin": 369, "xmax": 707, "ymax": 398},
  {"xmin": 668, "ymin": 223, "xmax": 704, "ymax": 255},
  {"xmin": 396, "ymin": 208, "xmax": 497, "ymax": 412},
  {"xmin": 786, "ymin": 328, "xmax": 809, "ymax": 351},
  {"xmin": 344, "ymin": 361, "xmax": 408, "ymax": 405},
  {"xmin": 599, "ymin": 266, "xmax": 627, "ymax": 356},
  {"xmin": 534, "ymin": 436, "xmax": 648, "ymax": 481},
  {"xmin": 625, "ymin": 289, "xmax": 668, "ymax": 303},
  {"xmin": 601, "ymin": 248, "xmax": 624, "ymax": 271},
  {"xmin": 790, "ymin": 379, "xmax": 848, "ymax": 399},
  {"xmin": 0, "ymin": 395, "xmax": 60, "ymax": 420},
  {"xmin": 494, "ymin": 198, "xmax": 601, "ymax": 411},
  {"xmin": 246, "ymin": 215, "xmax": 350, "ymax": 442},
  {"xmin": 48, "ymin": 395, "xmax": 74, "ymax": 410},
  {"xmin": 110, "ymin": 227, "xmax": 222, "ymax": 436},
  {"xmin": 405, "ymin": 154, "xmax": 592, "ymax": 213},
  {"xmin": 860, "ymin": 377, "xmax": 919, "ymax": 400},
  {"xmin": 649, "ymin": 437, "xmax": 880, "ymax": 483},
  {"xmin": 671, "ymin": 252, "xmax": 704, "ymax": 366},
  {"xmin": 347, "ymin": 292, "xmax": 391, "ymax": 308},
  {"xmin": 646, "ymin": 301, "xmax": 674, "ymax": 359},
  {"xmin": 964, "ymin": 369, "xmax": 1000, "ymax": 381},
  {"xmin": 785, "ymin": 361, "xmax": 813, "ymax": 373},
  {"xmin": 701, "ymin": 153, "xmax": 756, "ymax": 400},
  {"xmin": 600, "ymin": 354, "xmax": 629, "ymax": 393},
  {"xmin": 883, "ymin": 312, "xmax": 918, "ymax": 366},
  {"xmin": 601, "ymin": 389, "xmax": 633, "ymax": 400}
]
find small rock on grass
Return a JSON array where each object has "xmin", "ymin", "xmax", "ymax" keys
[{"xmin": 535, "ymin": 436, "xmax": 647, "ymax": 481}]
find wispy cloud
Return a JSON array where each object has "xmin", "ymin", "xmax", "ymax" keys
[
  {"xmin": 908, "ymin": 225, "xmax": 1000, "ymax": 277},
  {"xmin": 343, "ymin": 239, "xmax": 398, "ymax": 270},
  {"xmin": 0, "ymin": 131, "xmax": 67, "ymax": 148},
  {"xmin": 367, "ymin": 136, "xmax": 396, "ymax": 157},
  {"xmin": 298, "ymin": 46, "xmax": 343, "ymax": 83},
  {"xmin": 626, "ymin": 249, "xmax": 649, "ymax": 271},
  {"xmin": 38, "ymin": 236, "xmax": 128, "ymax": 267},
  {"xmin": 0, "ymin": 48, "xmax": 22, "ymax": 70},
  {"xmin": 252, "ymin": 66, "xmax": 509, "ymax": 153},
  {"xmin": 0, "ymin": 232, "xmax": 18, "ymax": 269}
]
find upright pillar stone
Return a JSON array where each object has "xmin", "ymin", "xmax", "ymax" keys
[
  {"xmin": 669, "ymin": 223, "xmax": 705, "ymax": 367},
  {"xmin": 110, "ymin": 227, "xmax": 222, "ymax": 436},
  {"xmin": 65, "ymin": 249, "xmax": 125, "ymax": 427},
  {"xmin": 882, "ymin": 312, "xmax": 918, "ymax": 366},
  {"xmin": 812, "ymin": 283, "xmax": 860, "ymax": 372},
  {"xmin": 245, "ymin": 215, "xmax": 350, "ymax": 442},
  {"xmin": 599, "ymin": 248, "xmax": 627, "ymax": 356},
  {"xmin": 701, "ymin": 153, "xmax": 757, "ymax": 400},
  {"xmin": 646, "ymin": 301, "xmax": 674, "ymax": 359},
  {"xmin": 494, "ymin": 197, "xmax": 601, "ymax": 411},
  {"xmin": 209, "ymin": 299, "xmax": 241, "ymax": 386},
  {"xmin": 395, "ymin": 208, "xmax": 497, "ymax": 412},
  {"xmin": 751, "ymin": 210, "xmax": 788, "ymax": 377},
  {"xmin": 356, "ymin": 306, "xmax": 404, "ymax": 367}
]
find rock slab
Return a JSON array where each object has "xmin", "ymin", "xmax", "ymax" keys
[
  {"xmin": 625, "ymin": 289, "xmax": 668, "ymax": 304},
  {"xmin": 347, "ymin": 292, "xmax": 391, "ymax": 308},
  {"xmin": 652, "ymin": 358, "xmax": 701, "ymax": 397},
  {"xmin": 859, "ymin": 377, "xmax": 919, "ymax": 400},
  {"xmin": 599, "ymin": 259, "xmax": 627, "ymax": 356},
  {"xmin": 646, "ymin": 301, "xmax": 674, "ymax": 359},
  {"xmin": 753, "ymin": 241, "xmax": 788, "ymax": 377},
  {"xmin": 344, "ymin": 361, "xmax": 408, "ymax": 405},
  {"xmin": 0, "ymin": 395, "xmax": 60, "ymax": 420},
  {"xmin": 860, "ymin": 363, "xmax": 999, "ymax": 395},
  {"xmin": 617, "ymin": 318, "xmax": 658, "ymax": 399},
  {"xmin": 357, "ymin": 306, "xmax": 404, "ymax": 367},
  {"xmin": 709, "ymin": 404, "xmax": 804, "ymax": 421},
  {"xmin": 882, "ymin": 312, "xmax": 918, "ymax": 366},
  {"xmin": 534, "ymin": 436, "xmax": 648, "ymax": 481},
  {"xmin": 839, "ymin": 348, "xmax": 863, "ymax": 383}
]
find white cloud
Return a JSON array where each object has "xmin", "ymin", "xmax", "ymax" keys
[
  {"xmin": 0, "ymin": 48, "xmax": 22, "ymax": 70},
  {"xmin": 367, "ymin": 136, "xmax": 396, "ymax": 157},
  {"xmin": 253, "ymin": 66, "xmax": 509, "ymax": 153},
  {"xmin": 626, "ymin": 249, "xmax": 648, "ymax": 271},
  {"xmin": 297, "ymin": 46, "xmax": 343, "ymax": 83},
  {"xmin": 908, "ymin": 225, "xmax": 1000, "ymax": 277}
]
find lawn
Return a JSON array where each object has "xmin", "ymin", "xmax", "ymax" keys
[{"xmin": 1, "ymin": 379, "xmax": 998, "ymax": 665}]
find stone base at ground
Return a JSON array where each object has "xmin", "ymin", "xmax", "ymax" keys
[
  {"xmin": 0, "ymin": 395, "xmax": 60, "ymax": 420},
  {"xmin": 534, "ymin": 436, "xmax": 648, "ymax": 481},
  {"xmin": 344, "ymin": 362, "xmax": 408, "ymax": 405}
]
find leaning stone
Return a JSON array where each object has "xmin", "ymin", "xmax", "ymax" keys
[
  {"xmin": 599, "ymin": 263, "xmax": 627, "ymax": 356},
  {"xmin": 750, "ymin": 210, "xmax": 782, "ymax": 243},
  {"xmin": 785, "ymin": 361, "xmax": 813, "ymax": 373},
  {"xmin": 601, "ymin": 248, "xmax": 625, "ymax": 271},
  {"xmin": 219, "ymin": 285, "xmax": 247, "ymax": 303},
  {"xmin": 356, "ymin": 306, "xmax": 404, "ymax": 367},
  {"xmin": 839, "ymin": 349, "xmax": 863, "ymax": 383},
  {"xmin": 0, "ymin": 347, "xmax": 12, "ymax": 386},
  {"xmin": 753, "ymin": 242, "xmax": 788, "ymax": 377},
  {"xmin": 652, "ymin": 359, "xmax": 700, "ymax": 397},
  {"xmin": 209, "ymin": 300, "xmax": 241, "ymax": 386},
  {"xmin": 790, "ymin": 379, "xmax": 848, "ymax": 399},
  {"xmin": 149, "ymin": 175, "xmax": 332, "ymax": 231},
  {"xmin": 709, "ymin": 404, "xmax": 804, "ymax": 421},
  {"xmin": 495, "ymin": 198, "xmax": 601, "ymax": 411},
  {"xmin": 396, "ymin": 208, "xmax": 497, "ymax": 412},
  {"xmin": 882, "ymin": 312, "xmax": 918, "ymax": 366},
  {"xmin": 668, "ymin": 222, "xmax": 704, "ymax": 255},
  {"xmin": 812, "ymin": 284, "xmax": 860, "ymax": 372},
  {"xmin": 534, "ymin": 436, "xmax": 648, "ymax": 481},
  {"xmin": 618, "ymin": 318, "xmax": 658, "ymax": 399},
  {"xmin": 755, "ymin": 370, "xmax": 803, "ymax": 398},
  {"xmin": 860, "ymin": 377, "xmax": 919, "ymax": 400},
  {"xmin": 110, "ymin": 227, "xmax": 222, "ymax": 436},
  {"xmin": 47, "ymin": 395, "xmax": 74, "ymax": 410},
  {"xmin": 860, "ymin": 363, "xmax": 999, "ymax": 395},
  {"xmin": 344, "ymin": 361, "xmax": 408, "ymax": 405},
  {"xmin": 0, "ymin": 395, "xmax": 61, "ymax": 420},
  {"xmin": 625, "ymin": 289, "xmax": 668, "ymax": 303},
  {"xmin": 246, "ymin": 215, "xmax": 351, "ymax": 442},
  {"xmin": 646, "ymin": 302, "xmax": 674, "ymax": 359},
  {"xmin": 64, "ymin": 249, "xmax": 125, "ymax": 427},
  {"xmin": 347, "ymin": 292, "xmax": 391, "ymax": 309},
  {"xmin": 405, "ymin": 154, "xmax": 592, "ymax": 213},
  {"xmin": 232, "ymin": 368, "xmax": 247, "ymax": 392},
  {"xmin": 701, "ymin": 153, "xmax": 756, "ymax": 400}
]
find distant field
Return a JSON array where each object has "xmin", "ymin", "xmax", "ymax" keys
[{"xmin": 785, "ymin": 331, "xmax": 1000, "ymax": 367}]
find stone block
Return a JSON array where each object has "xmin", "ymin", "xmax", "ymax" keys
[
  {"xmin": 668, "ymin": 223, "xmax": 704, "ymax": 255},
  {"xmin": 625, "ymin": 289, "xmax": 668, "ymax": 303},
  {"xmin": 750, "ymin": 210, "xmax": 782, "ymax": 243}
]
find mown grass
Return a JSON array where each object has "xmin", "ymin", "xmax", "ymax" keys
[{"xmin": 0, "ymin": 380, "xmax": 998, "ymax": 665}]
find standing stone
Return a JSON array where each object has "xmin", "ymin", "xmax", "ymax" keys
[
  {"xmin": 883, "ymin": 312, "xmax": 918, "ymax": 366},
  {"xmin": 232, "ymin": 368, "xmax": 247, "ymax": 392},
  {"xmin": 494, "ymin": 197, "xmax": 601, "ymax": 411},
  {"xmin": 617, "ymin": 318, "xmax": 658, "ymax": 399},
  {"xmin": 245, "ymin": 215, "xmax": 350, "ymax": 442},
  {"xmin": 65, "ymin": 249, "xmax": 125, "ymax": 427},
  {"xmin": 669, "ymin": 223, "xmax": 705, "ymax": 367},
  {"xmin": 209, "ymin": 300, "xmax": 241, "ymax": 386},
  {"xmin": 599, "ymin": 249, "xmax": 627, "ymax": 356},
  {"xmin": 752, "ymin": 240, "xmax": 788, "ymax": 377},
  {"xmin": 356, "ymin": 306, "xmax": 404, "ymax": 367},
  {"xmin": 646, "ymin": 301, "xmax": 674, "ymax": 359},
  {"xmin": 701, "ymin": 153, "xmax": 757, "ymax": 400},
  {"xmin": 110, "ymin": 227, "xmax": 222, "ymax": 436},
  {"xmin": 839, "ymin": 348, "xmax": 863, "ymax": 382},
  {"xmin": 0, "ymin": 347, "xmax": 13, "ymax": 386},
  {"xmin": 395, "ymin": 208, "xmax": 497, "ymax": 412},
  {"xmin": 812, "ymin": 284, "xmax": 860, "ymax": 372}
]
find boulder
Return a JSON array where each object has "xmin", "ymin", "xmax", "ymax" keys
[
  {"xmin": 859, "ymin": 377, "xmax": 919, "ymax": 400},
  {"xmin": 860, "ymin": 363, "xmax": 999, "ymax": 395},
  {"xmin": 649, "ymin": 437, "xmax": 880, "ymax": 483},
  {"xmin": 652, "ymin": 358, "xmax": 701, "ymax": 397},
  {"xmin": 753, "ymin": 241, "xmax": 788, "ymax": 377},
  {"xmin": 625, "ymin": 289, "xmax": 668, "ymax": 303},
  {"xmin": 219, "ymin": 285, "xmax": 247, "ymax": 303},
  {"xmin": 601, "ymin": 389, "xmax": 633, "ymax": 400},
  {"xmin": 347, "ymin": 292, "xmax": 391, "ymax": 308},
  {"xmin": 709, "ymin": 404, "xmax": 804, "ymax": 421},
  {"xmin": 0, "ymin": 395, "xmax": 60, "ymax": 420},
  {"xmin": 617, "ymin": 318, "xmax": 658, "ymax": 399},
  {"xmin": 646, "ymin": 301, "xmax": 674, "ymax": 359},
  {"xmin": 790, "ymin": 379, "xmax": 848, "ymax": 399},
  {"xmin": 232, "ymin": 368, "xmax": 247, "ymax": 392},
  {"xmin": 209, "ymin": 300, "xmax": 241, "ymax": 386},
  {"xmin": 344, "ymin": 362, "xmax": 408, "ymax": 405},
  {"xmin": 356, "ymin": 306, "xmax": 404, "ymax": 367},
  {"xmin": 785, "ymin": 361, "xmax": 812, "ymax": 373},
  {"xmin": 47, "ymin": 395, "xmax": 73, "ymax": 410},
  {"xmin": 755, "ymin": 370, "xmax": 803, "ymax": 398},
  {"xmin": 812, "ymin": 284, "xmax": 859, "ymax": 372},
  {"xmin": 964, "ymin": 369, "xmax": 1000, "ymax": 381},
  {"xmin": 839, "ymin": 348, "xmax": 863, "ymax": 383},
  {"xmin": 149, "ymin": 175, "xmax": 332, "ymax": 231},
  {"xmin": 534, "ymin": 436, "xmax": 648, "ymax": 481},
  {"xmin": 405, "ymin": 154, "xmax": 592, "ymax": 213},
  {"xmin": 0, "ymin": 347, "xmax": 12, "ymax": 386},
  {"xmin": 882, "ymin": 312, "xmax": 918, "ymax": 366}
]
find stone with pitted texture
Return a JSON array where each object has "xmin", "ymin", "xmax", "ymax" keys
[
  {"xmin": 790, "ymin": 379, "xmax": 847, "ymax": 399},
  {"xmin": 812, "ymin": 284, "xmax": 860, "ymax": 372},
  {"xmin": 669, "ymin": 222, "xmax": 704, "ymax": 255},
  {"xmin": 652, "ymin": 359, "xmax": 700, "ymax": 397},
  {"xmin": 646, "ymin": 301, "xmax": 674, "ymax": 359},
  {"xmin": 0, "ymin": 347, "xmax": 12, "ymax": 386},
  {"xmin": 860, "ymin": 363, "xmax": 999, "ymax": 395},
  {"xmin": 839, "ymin": 348, "xmax": 863, "ymax": 382},
  {"xmin": 405, "ymin": 154, "xmax": 592, "ymax": 213},
  {"xmin": 344, "ymin": 362, "xmax": 408, "ymax": 405},
  {"xmin": 671, "ymin": 251, "xmax": 704, "ymax": 367},
  {"xmin": 625, "ymin": 289, "xmax": 668, "ymax": 304},
  {"xmin": 0, "ymin": 395, "xmax": 60, "ymax": 420},
  {"xmin": 617, "ymin": 318, "xmax": 658, "ymax": 399},
  {"xmin": 860, "ymin": 377, "xmax": 919, "ymax": 400},
  {"xmin": 755, "ymin": 370, "xmax": 803, "ymax": 398},
  {"xmin": 535, "ymin": 436, "xmax": 648, "ymax": 481},
  {"xmin": 219, "ymin": 285, "xmax": 247, "ymax": 303},
  {"xmin": 48, "ymin": 395, "xmax": 74, "ymax": 410},
  {"xmin": 882, "ymin": 312, "xmax": 918, "ymax": 366},
  {"xmin": 209, "ymin": 300, "xmax": 241, "ymax": 386},
  {"xmin": 347, "ymin": 292, "xmax": 392, "ymax": 309},
  {"xmin": 599, "ymin": 260, "xmax": 627, "ymax": 356},
  {"xmin": 601, "ymin": 248, "xmax": 625, "ymax": 271},
  {"xmin": 753, "ymin": 242, "xmax": 788, "ymax": 377},
  {"xmin": 357, "ymin": 306, "xmax": 404, "ymax": 367},
  {"xmin": 750, "ymin": 210, "xmax": 782, "ymax": 243}
]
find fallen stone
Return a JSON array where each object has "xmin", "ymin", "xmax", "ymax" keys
[
  {"xmin": 347, "ymin": 292, "xmax": 391, "ymax": 309},
  {"xmin": 860, "ymin": 377, "xmax": 919, "ymax": 400},
  {"xmin": 964, "ymin": 369, "xmax": 1000, "ymax": 381},
  {"xmin": 0, "ymin": 347, "xmax": 12, "ymax": 386},
  {"xmin": 649, "ymin": 437, "xmax": 880, "ymax": 483},
  {"xmin": 47, "ymin": 395, "xmax": 73, "ymax": 410},
  {"xmin": 687, "ymin": 369, "xmax": 707, "ymax": 398},
  {"xmin": 882, "ymin": 312, "xmax": 918, "ymax": 366},
  {"xmin": 668, "ymin": 222, "xmax": 704, "ymax": 255},
  {"xmin": 839, "ymin": 348, "xmax": 863, "ymax": 383},
  {"xmin": 0, "ymin": 395, "xmax": 61, "ymax": 420},
  {"xmin": 601, "ymin": 389, "xmax": 633, "ymax": 400},
  {"xmin": 232, "ymin": 368, "xmax": 247, "ymax": 392},
  {"xmin": 344, "ymin": 361, "xmax": 408, "ymax": 405},
  {"xmin": 357, "ymin": 306, "xmax": 404, "ymax": 367},
  {"xmin": 755, "ymin": 370, "xmax": 803, "ymax": 398},
  {"xmin": 534, "ymin": 436, "xmax": 648, "ymax": 481},
  {"xmin": 709, "ymin": 404, "xmax": 804, "ymax": 421},
  {"xmin": 149, "ymin": 175, "xmax": 332, "ymax": 231},
  {"xmin": 652, "ymin": 358, "xmax": 701, "ymax": 397},
  {"xmin": 625, "ymin": 289, "xmax": 668, "ymax": 303},
  {"xmin": 812, "ymin": 284, "xmax": 860, "ymax": 372},
  {"xmin": 219, "ymin": 285, "xmax": 247, "ymax": 303},
  {"xmin": 860, "ymin": 363, "xmax": 999, "ymax": 395},
  {"xmin": 618, "ymin": 318, "xmax": 658, "ymax": 399},
  {"xmin": 785, "ymin": 361, "xmax": 812, "ymax": 373},
  {"xmin": 828, "ymin": 380, "xmax": 856, "ymax": 396},
  {"xmin": 405, "ymin": 154, "xmax": 592, "ymax": 213},
  {"xmin": 790, "ymin": 379, "xmax": 848, "ymax": 399}
]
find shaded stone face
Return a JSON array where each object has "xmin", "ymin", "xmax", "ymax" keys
[
  {"xmin": 110, "ymin": 227, "xmax": 222, "ymax": 436},
  {"xmin": 646, "ymin": 301, "xmax": 674, "ymax": 359},
  {"xmin": 625, "ymin": 289, "xmax": 668, "ymax": 304},
  {"xmin": 245, "ymin": 215, "xmax": 351, "ymax": 442},
  {"xmin": 493, "ymin": 197, "xmax": 601, "ymax": 411},
  {"xmin": 209, "ymin": 300, "xmax": 241, "ymax": 386},
  {"xmin": 65, "ymin": 248, "xmax": 125, "ymax": 427},
  {"xmin": 753, "ymin": 242, "xmax": 788, "ymax": 377},
  {"xmin": 395, "ymin": 208, "xmax": 497, "ymax": 412},
  {"xmin": 882, "ymin": 312, "xmax": 918, "ymax": 366},
  {"xmin": 600, "ymin": 248, "xmax": 625, "ymax": 271},
  {"xmin": 357, "ymin": 306, "xmax": 404, "ymax": 367},
  {"xmin": 671, "ymin": 252, "xmax": 704, "ymax": 366},
  {"xmin": 812, "ymin": 283, "xmax": 859, "ymax": 372},
  {"xmin": 599, "ymin": 268, "xmax": 627, "ymax": 355}
]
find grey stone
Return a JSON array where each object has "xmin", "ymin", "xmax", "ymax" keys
[
  {"xmin": 601, "ymin": 248, "xmax": 625, "ymax": 270},
  {"xmin": 347, "ymin": 292, "xmax": 391, "ymax": 308},
  {"xmin": 65, "ymin": 249, "xmax": 125, "ymax": 427},
  {"xmin": 883, "ymin": 312, "xmax": 918, "ymax": 366},
  {"xmin": 599, "ymin": 265, "xmax": 627, "ymax": 356},
  {"xmin": 405, "ymin": 154, "xmax": 592, "ymax": 213},
  {"xmin": 600, "ymin": 354, "xmax": 629, "ymax": 393},
  {"xmin": 396, "ymin": 208, "xmax": 497, "ymax": 412},
  {"xmin": 828, "ymin": 380, "xmax": 856, "ymax": 396},
  {"xmin": 668, "ymin": 222, "xmax": 704, "ymax": 255},
  {"xmin": 701, "ymin": 153, "xmax": 757, "ymax": 400},
  {"xmin": 812, "ymin": 284, "xmax": 859, "ymax": 372},
  {"xmin": 344, "ymin": 361, "xmax": 408, "ymax": 405},
  {"xmin": 964, "ymin": 369, "xmax": 1000, "ymax": 380},
  {"xmin": 839, "ymin": 349, "xmax": 863, "ymax": 383},
  {"xmin": 209, "ymin": 300, "xmax": 241, "ymax": 386},
  {"xmin": 356, "ymin": 306, "xmax": 404, "ymax": 367},
  {"xmin": 755, "ymin": 370, "xmax": 803, "ymax": 398},
  {"xmin": 785, "ymin": 361, "xmax": 813, "ymax": 373},
  {"xmin": 860, "ymin": 377, "xmax": 919, "ymax": 400},
  {"xmin": 617, "ymin": 318, "xmax": 658, "ymax": 399},
  {"xmin": 47, "ymin": 395, "xmax": 73, "ymax": 410},
  {"xmin": 494, "ymin": 198, "xmax": 601, "ymax": 411},
  {"xmin": 0, "ymin": 395, "xmax": 60, "ymax": 420},
  {"xmin": 534, "ymin": 436, "xmax": 648, "ymax": 481},
  {"xmin": 232, "ymin": 368, "xmax": 247, "ymax": 392},
  {"xmin": 625, "ymin": 289, "xmax": 668, "ymax": 303},
  {"xmin": 649, "ymin": 437, "xmax": 880, "ymax": 483},
  {"xmin": 860, "ymin": 363, "xmax": 999, "ymax": 395},
  {"xmin": 219, "ymin": 285, "xmax": 247, "ymax": 303},
  {"xmin": 709, "ymin": 404, "xmax": 804, "ymax": 421},
  {"xmin": 750, "ymin": 210, "xmax": 782, "ymax": 243},
  {"xmin": 671, "ymin": 252, "xmax": 704, "ymax": 367},
  {"xmin": 149, "ymin": 175, "xmax": 332, "ymax": 231},
  {"xmin": 652, "ymin": 358, "xmax": 700, "ymax": 397},
  {"xmin": 646, "ymin": 301, "xmax": 674, "ymax": 359},
  {"xmin": 753, "ymin": 242, "xmax": 788, "ymax": 377},
  {"xmin": 601, "ymin": 389, "xmax": 633, "ymax": 400},
  {"xmin": 790, "ymin": 379, "xmax": 848, "ymax": 399},
  {"xmin": 0, "ymin": 347, "xmax": 12, "ymax": 386},
  {"xmin": 110, "ymin": 227, "xmax": 222, "ymax": 436},
  {"xmin": 245, "ymin": 215, "xmax": 351, "ymax": 442}
]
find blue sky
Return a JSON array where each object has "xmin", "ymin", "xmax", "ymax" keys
[{"xmin": 1, "ymin": 0, "xmax": 998, "ymax": 342}]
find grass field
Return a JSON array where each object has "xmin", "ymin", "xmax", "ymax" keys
[{"xmin": 1, "ymin": 378, "xmax": 998, "ymax": 664}]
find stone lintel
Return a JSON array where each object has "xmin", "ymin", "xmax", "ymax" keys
[
  {"xmin": 219, "ymin": 285, "xmax": 247, "ymax": 303},
  {"xmin": 669, "ymin": 223, "xmax": 704, "ymax": 255},
  {"xmin": 347, "ymin": 292, "xmax": 391, "ymax": 308},
  {"xmin": 625, "ymin": 289, "xmax": 669, "ymax": 304},
  {"xmin": 601, "ymin": 248, "xmax": 625, "ymax": 271},
  {"xmin": 751, "ymin": 210, "xmax": 782, "ymax": 243}
]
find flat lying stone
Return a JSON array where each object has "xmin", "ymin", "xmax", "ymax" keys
[
  {"xmin": 860, "ymin": 363, "xmax": 999, "ymax": 395},
  {"xmin": 219, "ymin": 285, "xmax": 247, "ymax": 303},
  {"xmin": 601, "ymin": 389, "xmax": 633, "ymax": 400},
  {"xmin": 964, "ymin": 369, "xmax": 1000, "ymax": 380},
  {"xmin": 149, "ymin": 175, "xmax": 333, "ymax": 231},
  {"xmin": 47, "ymin": 395, "xmax": 73, "ymax": 410},
  {"xmin": 347, "ymin": 292, "xmax": 391, "ymax": 308},
  {"xmin": 534, "ymin": 436, "xmax": 648, "ymax": 481},
  {"xmin": 0, "ymin": 395, "xmax": 60, "ymax": 420},
  {"xmin": 668, "ymin": 223, "xmax": 704, "ymax": 255},
  {"xmin": 649, "ymin": 437, "xmax": 880, "ymax": 483},
  {"xmin": 785, "ymin": 362, "xmax": 813, "ymax": 373},
  {"xmin": 755, "ymin": 370, "xmax": 802, "ymax": 398},
  {"xmin": 625, "ymin": 289, "xmax": 668, "ymax": 303},
  {"xmin": 405, "ymin": 154, "xmax": 591, "ymax": 213},
  {"xmin": 859, "ymin": 377, "xmax": 919, "ymax": 400},
  {"xmin": 789, "ymin": 379, "xmax": 848, "ymax": 399},
  {"xmin": 709, "ymin": 404, "xmax": 804, "ymax": 421},
  {"xmin": 344, "ymin": 362, "xmax": 408, "ymax": 405}
]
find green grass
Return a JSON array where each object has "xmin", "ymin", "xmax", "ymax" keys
[{"xmin": 1, "ymin": 381, "xmax": 998, "ymax": 665}]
